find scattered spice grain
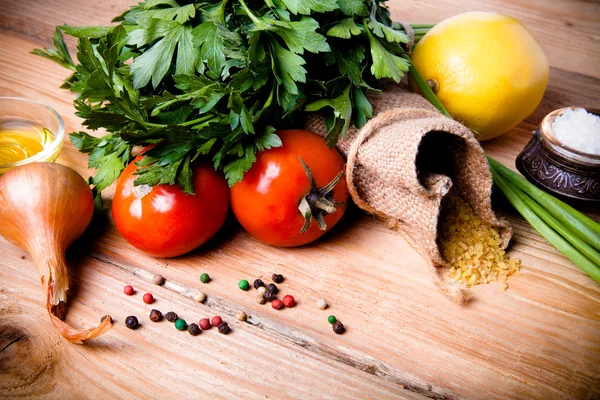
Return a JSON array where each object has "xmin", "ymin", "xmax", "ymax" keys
[
  {"xmin": 200, "ymin": 273, "xmax": 210, "ymax": 283},
  {"xmin": 272, "ymin": 274, "xmax": 284, "ymax": 283},
  {"xmin": 272, "ymin": 299, "xmax": 284, "ymax": 310},
  {"xmin": 211, "ymin": 316, "xmax": 223, "ymax": 327},
  {"xmin": 236, "ymin": 311, "xmax": 247, "ymax": 321},
  {"xmin": 218, "ymin": 322, "xmax": 231, "ymax": 334},
  {"xmin": 175, "ymin": 319, "xmax": 187, "ymax": 331},
  {"xmin": 152, "ymin": 274, "xmax": 165, "ymax": 285},
  {"xmin": 332, "ymin": 321, "xmax": 345, "ymax": 334},
  {"xmin": 188, "ymin": 323, "xmax": 201, "ymax": 336},
  {"xmin": 257, "ymin": 286, "xmax": 267, "ymax": 295},
  {"xmin": 125, "ymin": 316, "xmax": 139, "ymax": 330},
  {"xmin": 253, "ymin": 279, "xmax": 265, "ymax": 289},
  {"xmin": 282, "ymin": 295, "xmax": 295, "ymax": 307},
  {"xmin": 143, "ymin": 293, "xmax": 154, "ymax": 304},
  {"xmin": 256, "ymin": 294, "xmax": 266, "ymax": 305},
  {"xmin": 327, "ymin": 315, "xmax": 337, "ymax": 324},
  {"xmin": 123, "ymin": 285, "xmax": 134, "ymax": 296},
  {"xmin": 165, "ymin": 311, "xmax": 178, "ymax": 322},
  {"xmin": 264, "ymin": 289, "xmax": 277, "ymax": 302},
  {"xmin": 316, "ymin": 299, "xmax": 328, "ymax": 310},
  {"xmin": 199, "ymin": 318, "xmax": 211, "ymax": 330},
  {"xmin": 194, "ymin": 291, "xmax": 206, "ymax": 303},
  {"xmin": 149, "ymin": 309, "xmax": 163, "ymax": 322}
]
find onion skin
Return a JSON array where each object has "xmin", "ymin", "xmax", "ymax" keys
[{"xmin": 0, "ymin": 162, "xmax": 112, "ymax": 343}]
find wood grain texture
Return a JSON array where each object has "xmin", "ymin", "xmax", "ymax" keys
[{"xmin": 0, "ymin": 1, "xmax": 599, "ymax": 399}]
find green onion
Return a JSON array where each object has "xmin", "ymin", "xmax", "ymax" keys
[
  {"xmin": 488, "ymin": 157, "xmax": 600, "ymax": 251},
  {"xmin": 490, "ymin": 166, "xmax": 600, "ymax": 283}
]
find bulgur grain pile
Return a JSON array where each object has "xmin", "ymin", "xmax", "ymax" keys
[{"xmin": 439, "ymin": 193, "xmax": 520, "ymax": 291}]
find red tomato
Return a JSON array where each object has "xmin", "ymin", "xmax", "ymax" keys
[
  {"xmin": 112, "ymin": 155, "xmax": 229, "ymax": 258},
  {"xmin": 230, "ymin": 130, "xmax": 348, "ymax": 247}
]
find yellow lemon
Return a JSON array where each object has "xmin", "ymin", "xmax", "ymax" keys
[{"xmin": 410, "ymin": 12, "xmax": 549, "ymax": 141}]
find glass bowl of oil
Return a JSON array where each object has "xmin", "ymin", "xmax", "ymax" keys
[{"xmin": 0, "ymin": 97, "xmax": 64, "ymax": 175}]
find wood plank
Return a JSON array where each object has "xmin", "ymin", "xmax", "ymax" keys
[{"xmin": 0, "ymin": 1, "xmax": 599, "ymax": 399}]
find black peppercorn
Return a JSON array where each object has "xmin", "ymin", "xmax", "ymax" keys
[
  {"xmin": 272, "ymin": 274, "xmax": 284, "ymax": 283},
  {"xmin": 165, "ymin": 311, "xmax": 178, "ymax": 322},
  {"xmin": 264, "ymin": 289, "xmax": 277, "ymax": 302},
  {"xmin": 266, "ymin": 283, "xmax": 278, "ymax": 294},
  {"xmin": 332, "ymin": 321, "xmax": 345, "ymax": 335},
  {"xmin": 188, "ymin": 323, "xmax": 201, "ymax": 336},
  {"xmin": 125, "ymin": 315, "xmax": 139, "ymax": 330},
  {"xmin": 149, "ymin": 309, "xmax": 163, "ymax": 322},
  {"xmin": 253, "ymin": 279, "xmax": 265, "ymax": 289},
  {"xmin": 218, "ymin": 322, "xmax": 231, "ymax": 334}
]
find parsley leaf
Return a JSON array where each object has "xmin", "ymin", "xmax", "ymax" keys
[{"xmin": 326, "ymin": 18, "xmax": 362, "ymax": 39}]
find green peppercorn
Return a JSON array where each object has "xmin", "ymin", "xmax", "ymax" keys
[
  {"xmin": 238, "ymin": 279, "xmax": 250, "ymax": 291},
  {"xmin": 200, "ymin": 273, "xmax": 210, "ymax": 283},
  {"xmin": 327, "ymin": 315, "xmax": 337, "ymax": 324},
  {"xmin": 175, "ymin": 318, "xmax": 187, "ymax": 331}
]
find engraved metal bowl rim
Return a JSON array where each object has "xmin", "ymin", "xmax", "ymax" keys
[{"xmin": 540, "ymin": 106, "xmax": 600, "ymax": 167}]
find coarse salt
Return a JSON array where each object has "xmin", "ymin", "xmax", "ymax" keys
[{"xmin": 552, "ymin": 108, "xmax": 600, "ymax": 155}]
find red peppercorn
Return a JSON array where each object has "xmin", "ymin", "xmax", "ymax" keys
[
  {"xmin": 143, "ymin": 293, "xmax": 154, "ymax": 304},
  {"xmin": 282, "ymin": 295, "xmax": 295, "ymax": 308},
  {"xmin": 211, "ymin": 316, "xmax": 223, "ymax": 327},
  {"xmin": 199, "ymin": 318, "xmax": 211, "ymax": 330},
  {"xmin": 272, "ymin": 299, "xmax": 284, "ymax": 310},
  {"xmin": 123, "ymin": 285, "xmax": 135, "ymax": 296}
]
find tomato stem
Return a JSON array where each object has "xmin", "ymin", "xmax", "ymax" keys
[{"xmin": 297, "ymin": 157, "xmax": 345, "ymax": 233}]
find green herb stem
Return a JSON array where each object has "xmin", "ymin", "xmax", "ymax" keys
[
  {"xmin": 488, "ymin": 157, "xmax": 600, "ymax": 251},
  {"xmin": 490, "ymin": 166, "xmax": 600, "ymax": 283},
  {"xmin": 407, "ymin": 64, "xmax": 452, "ymax": 118}
]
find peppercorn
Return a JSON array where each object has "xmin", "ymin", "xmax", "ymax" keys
[
  {"xmin": 272, "ymin": 299, "xmax": 284, "ymax": 310},
  {"xmin": 152, "ymin": 274, "xmax": 165, "ymax": 286},
  {"xmin": 143, "ymin": 293, "xmax": 154, "ymax": 304},
  {"xmin": 257, "ymin": 286, "xmax": 267, "ymax": 295},
  {"xmin": 282, "ymin": 295, "xmax": 295, "ymax": 308},
  {"xmin": 256, "ymin": 294, "xmax": 266, "ymax": 305},
  {"xmin": 218, "ymin": 322, "xmax": 231, "ymax": 334},
  {"xmin": 317, "ymin": 298, "xmax": 328, "ymax": 310},
  {"xmin": 125, "ymin": 315, "xmax": 139, "ymax": 330},
  {"xmin": 266, "ymin": 283, "xmax": 278, "ymax": 294},
  {"xmin": 175, "ymin": 319, "xmax": 187, "ymax": 331},
  {"xmin": 332, "ymin": 321, "xmax": 345, "ymax": 335},
  {"xmin": 236, "ymin": 310, "xmax": 247, "ymax": 321},
  {"xmin": 263, "ymin": 289, "xmax": 277, "ymax": 302},
  {"xmin": 149, "ymin": 309, "xmax": 163, "ymax": 322},
  {"xmin": 211, "ymin": 316, "xmax": 223, "ymax": 327},
  {"xmin": 165, "ymin": 311, "xmax": 178, "ymax": 322},
  {"xmin": 272, "ymin": 274, "xmax": 284, "ymax": 283},
  {"xmin": 327, "ymin": 315, "xmax": 337, "ymax": 324},
  {"xmin": 238, "ymin": 279, "xmax": 250, "ymax": 291},
  {"xmin": 199, "ymin": 318, "xmax": 211, "ymax": 330},
  {"xmin": 253, "ymin": 279, "xmax": 265, "ymax": 289},
  {"xmin": 188, "ymin": 323, "xmax": 201, "ymax": 336},
  {"xmin": 194, "ymin": 291, "xmax": 206, "ymax": 303},
  {"xmin": 200, "ymin": 273, "xmax": 210, "ymax": 283},
  {"xmin": 123, "ymin": 285, "xmax": 134, "ymax": 296}
]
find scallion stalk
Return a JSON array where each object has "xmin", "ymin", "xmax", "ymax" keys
[
  {"xmin": 488, "ymin": 157, "xmax": 600, "ymax": 251},
  {"xmin": 490, "ymin": 166, "xmax": 600, "ymax": 283}
]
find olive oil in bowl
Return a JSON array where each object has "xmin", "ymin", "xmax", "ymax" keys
[
  {"xmin": 0, "ymin": 118, "xmax": 55, "ymax": 165},
  {"xmin": 0, "ymin": 97, "xmax": 64, "ymax": 175}
]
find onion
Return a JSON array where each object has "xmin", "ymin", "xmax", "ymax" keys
[{"xmin": 0, "ymin": 162, "xmax": 112, "ymax": 343}]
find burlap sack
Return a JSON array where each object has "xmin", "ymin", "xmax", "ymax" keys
[{"xmin": 306, "ymin": 86, "xmax": 512, "ymax": 303}]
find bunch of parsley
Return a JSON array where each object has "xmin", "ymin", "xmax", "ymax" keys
[{"xmin": 34, "ymin": 0, "xmax": 412, "ymax": 194}]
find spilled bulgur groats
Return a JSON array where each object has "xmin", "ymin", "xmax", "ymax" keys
[{"xmin": 439, "ymin": 193, "xmax": 521, "ymax": 291}]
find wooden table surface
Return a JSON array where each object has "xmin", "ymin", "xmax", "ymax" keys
[{"xmin": 1, "ymin": 1, "xmax": 599, "ymax": 399}]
